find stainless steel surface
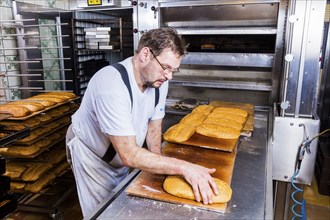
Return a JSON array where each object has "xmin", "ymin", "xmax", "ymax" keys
[
  {"xmin": 175, "ymin": 27, "xmax": 277, "ymax": 35},
  {"xmin": 280, "ymin": 0, "xmax": 327, "ymax": 117},
  {"xmin": 152, "ymin": 0, "xmax": 287, "ymax": 108},
  {"xmin": 159, "ymin": 0, "xmax": 281, "ymax": 7},
  {"xmin": 133, "ymin": 0, "xmax": 159, "ymax": 49},
  {"xmin": 272, "ymin": 113, "xmax": 320, "ymax": 184},
  {"xmin": 181, "ymin": 53, "xmax": 274, "ymax": 68},
  {"xmin": 170, "ymin": 76, "xmax": 272, "ymax": 91},
  {"xmin": 92, "ymin": 110, "xmax": 271, "ymax": 219}
]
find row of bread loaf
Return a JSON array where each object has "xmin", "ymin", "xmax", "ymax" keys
[
  {"xmin": 0, "ymin": 92, "xmax": 76, "ymax": 118},
  {"xmin": 163, "ymin": 105, "xmax": 249, "ymax": 143},
  {"xmin": 4, "ymin": 144, "xmax": 70, "ymax": 193}
]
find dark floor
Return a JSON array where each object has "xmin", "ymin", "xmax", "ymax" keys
[{"xmin": 4, "ymin": 174, "xmax": 330, "ymax": 220}]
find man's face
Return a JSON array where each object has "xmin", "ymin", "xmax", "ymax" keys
[{"xmin": 142, "ymin": 48, "xmax": 182, "ymax": 88}]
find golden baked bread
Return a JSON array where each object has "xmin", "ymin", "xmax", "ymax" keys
[
  {"xmin": 47, "ymin": 133, "xmax": 62, "ymax": 142},
  {"xmin": 211, "ymin": 107, "xmax": 248, "ymax": 118},
  {"xmin": 45, "ymin": 92, "xmax": 76, "ymax": 99},
  {"xmin": 56, "ymin": 104, "xmax": 70, "ymax": 113},
  {"xmin": 207, "ymin": 112, "xmax": 247, "ymax": 125},
  {"xmin": 34, "ymin": 139, "xmax": 52, "ymax": 148},
  {"xmin": 0, "ymin": 104, "xmax": 31, "ymax": 118},
  {"xmin": 39, "ymin": 147, "xmax": 66, "ymax": 164},
  {"xmin": 163, "ymin": 123, "xmax": 196, "ymax": 143},
  {"xmin": 203, "ymin": 117, "xmax": 243, "ymax": 131},
  {"xmin": 8, "ymin": 101, "xmax": 45, "ymax": 112},
  {"xmin": 21, "ymin": 162, "xmax": 53, "ymax": 181},
  {"xmin": 180, "ymin": 112, "xmax": 206, "ymax": 126},
  {"xmin": 2, "ymin": 125, "xmax": 26, "ymax": 131},
  {"xmin": 10, "ymin": 182, "xmax": 26, "ymax": 190},
  {"xmin": 0, "ymin": 145, "xmax": 40, "ymax": 157},
  {"xmin": 48, "ymin": 109, "xmax": 62, "ymax": 117},
  {"xmin": 4, "ymin": 162, "xmax": 27, "ymax": 179},
  {"xmin": 25, "ymin": 172, "xmax": 56, "ymax": 193},
  {"xmin": 27, "ymin": 95, "xmax": 67, "ymax": 103},
  {"xmin": 35, "ymin": 113, "xmax": 52, "ymax": 122},
  {"xmin": 191, "ymin": 105, "xmax": 214, "ymax": 115},
  {"xmin": 0, "ymin": 133, "xmax": 8, "ymax": 138},
  {"xmin": 196, "ymin": 123, "xmax": 241, "ymax": 139},
  {"xmin": 163, "ymin": 175, "xmax": 232, "ymax": 203},
  {"xmin": 24, "ymin": 98, "xmax": 56, "ymax": 107},
  {"xmin": 23, "ymin": 117, "xmax": 41, "ymax": 127},
  {"xmin": 57, "ymin": 116, "xmax": 71, "ymax": 125},
  {"xmin": 52, "ymin": 161, "xmax": 70, "ymax": 175}
]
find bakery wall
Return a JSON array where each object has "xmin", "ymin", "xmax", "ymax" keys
[{"xmin": 0, "ymin": 0, "xmax": 70, "ymax": 101}]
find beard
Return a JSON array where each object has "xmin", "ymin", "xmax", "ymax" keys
[
  {"xmin": 142, "ymin": 64, "xmax": 167, "ymax": 88},
  {"xmin": 144, "ymin": 78, "xmax": 166, "ymax": 88}
]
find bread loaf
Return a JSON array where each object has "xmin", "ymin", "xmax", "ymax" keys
[
  {"xmin": 207, "ymin": 112, "xmax": 247, "ymax": 125},
  {"xmin": 10, "ymin": 182, "xmax": 26, "ymax": 190},
  {"xmin": 0, "ymin": 145, "xmax": 40, "ymax": 156},
  {"xmin": 34, "ymin": 94, "xmax": 69, "ymax": 101},
  {"xmin": 35, "ymin": 113, "xmax": 52, "ymax": 122},
  {"xmin": 21, "ymin": 162, "xmax": 53, "ymax": 181},
  {"xmin": 25, "ymin": 172, "xmax": 56, "ymax": 193},
  {"xmin": 180, "ymin": 112, "xmax": 206, "ymax": 126},
  {"xmin": 203, "ymin": 117, "xmax": 243, "ymax": 131},
  {"xmin": 52, "ymin": 161, "xmax": 70, "ymax": 175},
  {"xmin": 163, "ymin": 123, "xmax": 196, "ymax": 143},
  {"xmin": 24, "ymin": 98, "xmax": 56, "ymax": 107},
  {"xmin": 9, "ymin": 101, "xmax": 45, "ymax": 112},
  {"xmin": 191, "ymin": 105, "xmax": 214, "ymax": 115},
  {"xmin": 39, "ymin": 147, "xmax": 66, "ymax": 164},
  {"xmin": 163, "ymin": 175, "xmax": 232, "ymax": 203},
  {"xmin": 196, "ymin": 123, "xmax": 241, "ymax": 139},
  {"xmin": 0, "ymin": 104, "xmax": 31, "ymax": 117},
  {"xmin": 212, "ymin": 107, "xmax": 248, "ymax": 118},
  {"xmin": 45, "ymin": 92, "xmax": 76, "ymax": 99},
  {"xmin": 4, "ymin": 162, "xmax": 27, "ymax": 179},
  {"xmin": 27, "ymin": 96, "xmax": 67, "ymax": 103}
]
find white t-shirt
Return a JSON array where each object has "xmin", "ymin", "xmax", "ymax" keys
[{"xmin": 71, "ymin": 57, "xmax": 168, "ymax": 164}]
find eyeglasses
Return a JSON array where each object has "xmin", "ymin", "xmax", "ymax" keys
[{"xmin": 150, "ymin": 49, "xmax": 180, "ymax": 74}]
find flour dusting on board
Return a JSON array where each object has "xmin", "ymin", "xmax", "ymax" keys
[{"xmin": 142, "ymin": 185, "xmax": 161, "ymax": 193}]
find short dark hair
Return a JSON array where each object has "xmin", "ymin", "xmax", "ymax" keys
[{"xmin": 135, "ymin": 27, "xmax": 187, "ymax": 57}]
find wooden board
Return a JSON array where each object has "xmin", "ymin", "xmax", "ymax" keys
[
  {"xmin": 169, "ymin": 133, "xmax": 238, "ymax": 152},
  {"xmin": 126, "ymin": 142, "xmax": 237, "ymax": 213}
]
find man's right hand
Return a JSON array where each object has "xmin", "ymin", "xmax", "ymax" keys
[{"xmin": 181, "ymin": 163, "xmax": 218, "ymax": 204}]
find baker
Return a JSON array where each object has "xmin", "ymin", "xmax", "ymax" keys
[{"xmin": 66, "ymin": 27, "xmax": 218, "ymax": 217}]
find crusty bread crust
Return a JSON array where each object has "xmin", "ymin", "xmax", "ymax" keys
[
  {"xmin": 0, "ymin": 104, "xmax": 31, "ymax": 117},
  {"xmin": 191, "ymin": 105, "xmax": 214, "ymax": 115},
  {"xmin": 207, "ymin": 112, "xmax": 247, "ymax": 125},
  {"xmin": 180, "ymin": 112, "xmax": 206, "ymax": 126},
  {"xmin": 9, "ymin": 101, "xmax": 45, "ymax": 112},
  {"xmin": 163, "ymin": 123, "xmax": 196, "ymax": 143},
  {"xmin": 196, "ymin": 123, "xmax": 241, "ymax": 139},
  {"xmin": 163, "ymin": 175, "xmax": 232, "ymax": 203},
  {"xmin": 212, "ymin": 107, "xmax": 248, "ymax": 118},
  {"xmin": 203, "ymin": 117, "xmax": 243, "ymax": 131}
]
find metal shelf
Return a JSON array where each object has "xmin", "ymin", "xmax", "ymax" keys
[
  {"xmin": 181, "ymin": 52, "xmax": 274, "ymax": 68},
  {"xmin": 170, "ymin": 76, "xmax": 272, "ymax": 91}
]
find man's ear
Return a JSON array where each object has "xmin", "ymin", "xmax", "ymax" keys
[{"xmin": 139, "ymin": 47, "xmax": 150, "ymax": 63}]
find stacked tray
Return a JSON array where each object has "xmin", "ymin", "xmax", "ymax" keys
[{"xmin": 0, "ymin": 93, "xmax": 79, "ymax": 194}]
